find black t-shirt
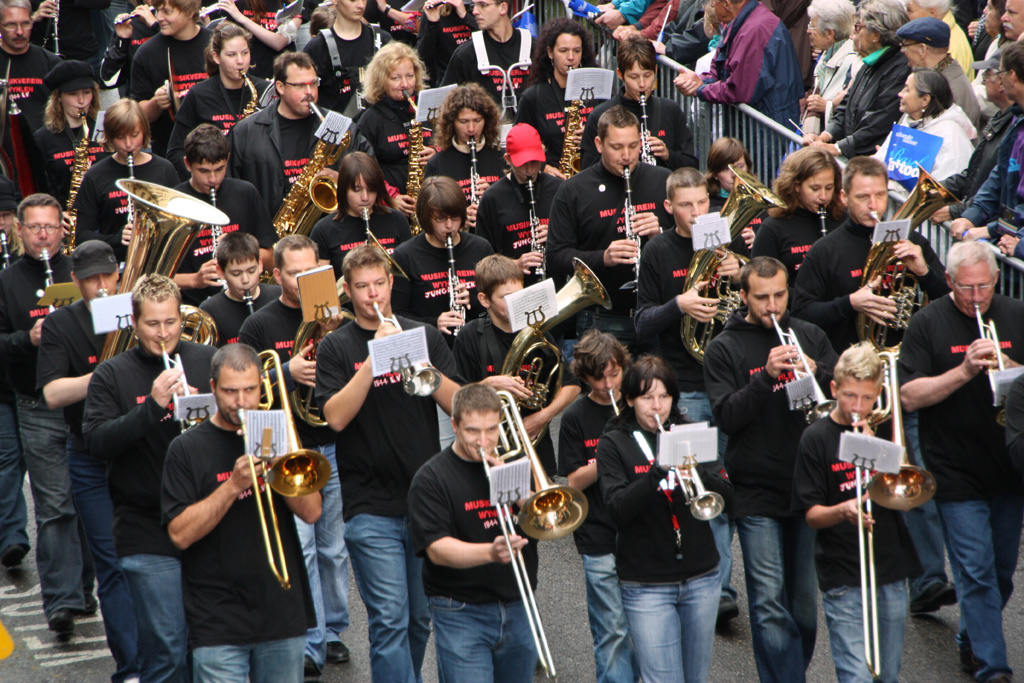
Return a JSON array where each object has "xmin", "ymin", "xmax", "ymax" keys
[
  {"xmin": 100, "ymin": 17, "xmax": 160, "ymax": 97},
  {"xmin": 515, "ymin": 81, "xmax": 601, "ymax": 169},
  {"xmin": 73, "ymin": 155, "xmax": 181, "ymax": 261},
  {"xmin": 408, "ymin": 446, "xmax": 539, "ymax": 603},
  {"xmin": 173, "ymin": 178, "xmax": 277, "ymax": 306},
  {"xmin": 161, "ymin": 419, "xmax": 314, "ymax": 647},
  {"xmin": 206, "ymin": 0, "xmax": 290, "ymax": 78},
  {"xmin": 82, "ymin": 342, "xmax": 217, "ymax": 558},
  {"xmin": 751, "ymin": 207, "xmax": 842, "ymax": 289},
  {"xmin": 441, "ymin": 29, "xmax": 531, "ymax": 111},
  {"xmin": 33, "ymin": 120, "xmax": 111, "ymax": 205},
  {"xmin": 791, "ymin": 416, "xmax": 922, "ymax": 591},
  {"xmin": 355, "ymin": 99, "xmax": 434, "ymax": 194},
  {"xmin": 30, "ymin": 0, "xmax": 98, "ymax": 61},
  {"xmin": 391, "ymin": 233, "xmax": 494, "ymax": 342},
  {"xmin": 423, "ymin": 145, "xmax": 504, "ymax": 205},
  {"xmin": 303, "ymin": 25, "xmax": 391, "ymax": 114},
  {"xmin": 310, "ymin": 207, "xmax": 412, "ymax": 280},
  {"xmin": 130, "ymin": 28, "xmax": 213, "ymax": 157},
  {"xmin": 557, "ymin": 393, "xmax": 617, "ymax": 556},
  {"xmin": 238, "ymin": 299, "xmax": 335, "ymax": 448},
  {"xmin": 200, "ymin": 284, "xmax": 281, "ymax": 346},
  {"xmin": 314, "ymin": 316, "xmax": 460, "ymax": 520},
  {"xmin": 580, "ymin": 92, "xmax": 698, "ymax": 172},
  {"xmin": 898, "ymin": 295, "xmax": 1024, "ymax": 501},
  {"xmin": 547, "ymin": 161, "xmax": 673, "ymax": 315},
  {"xmin": 416, "ymin": 10, "xmax": 476, "ymax": 85},
  {"xmin": 0, "ymin": 46, "xmax": 62, "ymax": 133},
  {"xmin": 363, "ymin": 0, "xmax": 418, "ymax": 47},
  {"xmin": 277, "ymin": 110, "xmax": 318, "ymax": 191}
]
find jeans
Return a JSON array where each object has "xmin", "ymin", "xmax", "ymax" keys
[
  {"xmin": 345, "ymin": 514, "xmax": 430, "ymax": 683},
  {"xmin": 619, "ymin": 568, "xmax": 720, "ymax": 683},
  {"xmin": 296, "ymin": 443, "xmax": 349, "ymax": 669},
  {"xmin": 577, "ymin": 308, "xmax": 656, "ymax": 358},
  {"xmin": 119, "ymin": 553, "xmax": 189, "ymax": 683},
  {"xmin": 581, "ymin": 553, "xmax": 639, "ymax": 683},
  {"xmin": 677, "ymin": 391, "xmax": 735, "ymax": 602},
  {"xmin": 429, "ymin": 597, "xmax": 537, "ymax": 683},
  {"xmin": 901, "ymin": 411, "xmax": 952, "ymax": 599},
  {"xmin": 736, "ymin": 515, "xmax": 818, "ymax": 683},
  {"xmin": 192, "ymin": 635, "xmax": 306, "ymax": 683},
  {"xmin": 822, "ymin": 581, "xmax": 908, "ymax": 683},
  {"xmin": 16, "ymin": 395, "xmax": 84, "ymax": 617},
  {"xmin": 68, "ymin": 440, "xmax": 139, "ymax": 683},
  {"xmin": 0, "ymin": 401, "xmax": 28, "ymax": 553},
  {"xmin": 937, "ymin": 495, "xmax": 1023, "ymax": 681}
]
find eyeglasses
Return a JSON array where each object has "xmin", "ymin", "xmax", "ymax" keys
[
  {"xmin": 996, "ymin": 69, "xmax": 1011, "ymax": 78},
  {"xmin": 284, "ymin": 78, "xmax": 321, "ymax": 89},
  {"xmin": 20, "ymin": 224, "xmax": 61, "ymax": 234},
  {"xmin": 900, "ymin": 41, "xmax": 920, "ymax": 50},
  {"xmin": 472, "ymin": 1, "xmax": 496, "ymax": 8},
  {"xmin": 852, "ymin": 22, "xmax": 864, "ymax": 31},
  {"xmin": 950, "ymin": 279, "xmax": 996, "ymax": 294},
  {"xmin": 0, "ymin": 21, "xmax": 31, "ymax": 31}
]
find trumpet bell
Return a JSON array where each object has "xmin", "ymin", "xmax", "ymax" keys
[
  {"xmin": 691, "ymin": 492, "xmax": 725, "ymax": 521},
  {"xmin": 267, "ymin": 448, "xmax": 332, "ymax": 497},
  {"xmin": 807, "ymin": 400, "xmax": 836, "ymax": 424},
  {"xmin": 518, "ymin": 485, "xmax": 589, "ymax": 541},
  {"xmin": 405, "ymin": 365, "xmax": 442, "ymax": 397},
  {"xmin": 867, "ymin": 466, "xmax": 937, "ymax": 511}
]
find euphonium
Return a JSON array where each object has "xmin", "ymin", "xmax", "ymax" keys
[
  {"xmin": 638, "ymin": 94, "xmax": 655, "ymax": 166},
  {"xmin": 558, "ymin": 98, "xmax": 582, "ymax": 178},
  {"xmin": 682, "ymin": 166, "xmax": 783, "ymax": 363},
  {"xmin": 501, "ymin": 259, "xmax": 611, "ymax": 442},
  {"xmin": 240, "ymin": 71, "xmax": 260, "ymax": 119},
  {"xmin": 63, "ymin": 112, "xmax": 90, "ymax": 255},
  {"xmin": 404, "ymin": 89, "xmax": 425, "ymax": 235},
  {"xmin": 856, "ymin": 167, "xmax": 960, "ymax": 351}
]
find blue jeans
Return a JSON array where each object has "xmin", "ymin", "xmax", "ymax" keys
[
  {"xmin": 192, "ymin": 635, "xmax": 306, "ymax": 683},
  {"xmin": 68, "ymin": 440, "xmax": 138, "ymax": 683},
  {"xmin": 0, "ymin": 401, "xmax": 28, "ymax": 553},
  {"xmin": 345, "ymin": 514, "xmax": 430, "ymax": 683},
  {"xmin": 296, "ymin": 443, "xmax": 349, "ymax": 669},
  {"xmin": 619, "ymin": 568, "xmax": 720, "ymax": 683},
  {"xmin": 902, "ymin": 411, "xmax": 952, "ymax": 598},
  {"xmin": 822, "ymin": 581, "xmax": 908, "ymax": 683},
  {"xmin": 581, "ymin": 553, "xmax": 639, "ymax": 683},
  {"xmin": 736, "ymin": 515, "xmax": 818, "ymax": 683},
  {"xmin": 16, "ymin": 395, "xmax": 84, "ymax": 617},
  {"xmin": 119, "ymin": 553, "xmax": 189, "ymax": 683},
  {"xmin": 677, "ymin": 391, "xmax": 735, "ymax": 602},
  {"xmin": 937, "ymin": 495, "xmax": 1023, "ymax": 681},
  {"xmin": 429, "ymin": 597, "xmax": 537, "ymax": 683}
]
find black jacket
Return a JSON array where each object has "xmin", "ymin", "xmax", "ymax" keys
[
  {"xmin": 946, "ymin": 106, "xmax": 1015, "ymax": 220},
  {"xmin": 826, "ymin": 46, "xmax": 910, "ymax": 158}
]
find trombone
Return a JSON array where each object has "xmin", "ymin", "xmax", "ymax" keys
[
  {"xmin": 655, "ymin": 421, "xmax": 724, "ymax": 521},
  {"xmin": 851, "ymin": 412, "xmax": 881, "ymax": 681},
  {"xmin": 373, "ymin": 302, "xmax": 443, "ymax": 396},
  {"xmin": 976, "ymin": 303, "xmax": 1010, "ymax": 425},
  {"xmin": 770, "ymin": 313, "xmax": 835, "ymax": 423}
]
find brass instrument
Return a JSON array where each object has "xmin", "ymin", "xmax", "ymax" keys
[
  {"xmin": 373, "ymin": 302, "xmax": 443, "ymax": 396},
  {"xmin": 241, "ymin": 71, "xmax": 260, "ymax": 119},
  {"xmin": 63, "ymin": 113, "xmax": 90, "ymax": 255},
  {"xmin": 770, "ymin": 313, "xmax": 835, "ymax": 423},
  {"xmin": 856, "ymin": 168, "xmax": 960, "ymax": 351},
  {"xmin": 288, "ymin": 318, "xmax": 333, "ymax": 428},
  {"xmin": 620, "ymin": 165, "xmax": 640, "ymax": 291},
  {"xmin": 101, "ymin": 180, "xmax": 230, "ymax": 361},
  {"xmin": 501, "ymin": 259, "xmax": 610, "ymax": 441},
  {"xmin": 160, "ymin": 341, "xmax": 204, "ymax": 432},
  {"xmin": 404, "ymin": 90, "xmax": 425, "ymax": 236},
  {"xmin": 559, "ymin": 98, "xmax": 582, "ymax": 178},
  {"xmin": 526, "ymin": 177, "xmax": 544, "ymax": 278},
  {"xmin": 180, "ymin": 305, "xmax": 218, "ymax": 345},
  {"xmin": 274, "ymin": 101, "xmax": 353, "ymax": 239},
  {"xmin": 655, "ymin": 421, "xmax": 724, "ymax": 521},
  {"xmin": 468, "ymin": 136, "xmax": 480, "ymax": 206},
  {"xmin": 850, "ymin": 412, "xmax": 881, "ymax": 681},
  {"xmin": 976, "ymin": 303, "xmax": 1011, "ymax": 426},
  {"xmin": 446, "ymin": 234, "xmax": 465, "ymax": 336},
  {"xmin": 638, "ymin": 94, "xmax": 655, "ymax": 166}
]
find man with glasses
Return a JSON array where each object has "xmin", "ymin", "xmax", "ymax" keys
[{"xmin": 899, "ymin": 240, "xmax": 1024, "ymax": 683}]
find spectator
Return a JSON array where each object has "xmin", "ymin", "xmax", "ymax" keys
[
  {"xmin": 594, "ymin": 0, "xmax": 653, "ymax": 30},
  {"xmin": 803, "ymin": 0, "xmax": 910, "ymax": 158},
  {"xmin": 972, "ymin": 0, "xmax": 1007, "ymax": 122},
  {"xmin": 897, "ymin": 17, "xmax": 981, "ymax": 128},
  {"xmin": 673, "ymin": 0, "xmax": 804, "ymax": 126},
  {"xmin": 803, "ymin": 0, "xmax": 862, "ymax": 137},
  {"xmin": 1003, "ymin": 0, "xmax": 1024, "ymax": 41},
  {"xmin": 660, "ymin": 0, "xmax": 711, "ymax": 67},
  {"xmin": 903, "ymin": 0, "xmax": 975, "ymax": 77}
]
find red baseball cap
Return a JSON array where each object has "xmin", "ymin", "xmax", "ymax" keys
[{"xmin": 505, "ymin": 124, "xmax": 547, "ymax": 167}]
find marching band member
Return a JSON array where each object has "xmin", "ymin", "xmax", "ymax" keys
[
  {"xmin": 704, "ymin": 256, "xmax": 837, "ymax": 683},
  {"xmin": 101, "ymin": 2, "xmax": 160, "ymax": 98},
  {"xmin": 316, "ymin": 244, "xmax": 461, "ymax": 683},
  {"xmin": 704, "ymin": 136, "xmax": 754, "ymax": 216},
  {"xmin": 0, "ymin": 0, "xmax": 62, "ymax": 133},
  {"xmin": 416, "ymin": 0, "xmax": 476, "ymax": 85},
  {"xmin": 899, "ymin": 241, "xmax": 1024, "ymax": 682},
  {"xmin": 557, "ymin": 329, "xmax": 639, "ymax": 683},
  {"xmin": 598, "ymin": 354, "xmax": 730, "ymax": 683},
  {"xmin": 202, "ymin": 0, "xmax": 293, "ymax": 79},
  {"xmin": 238, "ymin": 235, "xmax": 351, "ymax": 677},
  {"xmin": 199, "ymin": 232, "xmax": 281, "ymax": 346},
  {"xmin": 161, "ymin": 343, "xmax": 318, "ymax": 683},
  {"xmin": 38, "ymin": 241, "xmax": 139, "ymax": 682},
  {"xmin": 82, "ymin": 275, "xmax": 217, "ymax": 683}
]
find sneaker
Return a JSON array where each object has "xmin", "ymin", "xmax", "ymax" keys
[
  {"xmin": 326, "ymin": 640, "xmax": 350, "ymax": 664},
  {"xmin": 717, "ymin": 595, "xmax": 739, "ymax": 626},
  {"xmin": 960, "ymin": 645, "xmax": 979, "ymax": 675},
  {"xmin": 303, "ymin": 655, "xmax": 321, "ymax": 680},
  {"xmin": 0, "ymin": 543, "xmax": 27, "ymax": 568},
  {"xmin": 910, "ymin": 581, "xmax": 957, "ymax": 614},
  {"xmin": 47, "ymin": 608, "xmax": 74, "ymax": 636}
]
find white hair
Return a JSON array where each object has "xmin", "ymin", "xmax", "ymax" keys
[
  {"xmin": 808, "ymin": 0, "xmax": 857, "ymax": 40},
  {"xmin": 947, "ymin": 241, "xmax": 998, "ymax": 279},
  {"xmin": 904, "ymin": 0, "xmax": 951, "ymax": 15}
]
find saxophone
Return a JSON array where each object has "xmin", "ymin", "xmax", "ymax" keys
[
  {"xmin": 559, "ymin": 99, "xmax": 582, "ymax": 178},
  {"xmin": 404, "ymin": 90, "xmax": 424, "ymax": 235},
  {"xmin": 63, "ymin": 114, "xmax": 90, "ymax": 255},
  {"xmin": 638, "ymin": 95, "xmax": 655, "ymax": 166},
  {"xmin": 240, "ymin": 71, "xmax": 260, "ymax": 119},
  {"xmin": 273, "ymin": 102, "xmax": 352, "ymax": 239}
]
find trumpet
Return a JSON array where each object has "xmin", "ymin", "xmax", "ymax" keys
[
  {"xmin": 446, "ymin": 234, "xmax": 465, "ymax": 337},
  {"xmin": 526, "ymin": 177, "xmax": 545, "ymax": 278},
  {"xmin": 160, "ymin": 341, "xmax": 202, "ymax": 432},
  {"xmin": 620, "ymin": 165, "xmax": 640, "ymax": 291},
  {"xmin": 976, "ymin": 303, "xmax": 1010, "ymax": 425},
  {"xmin": 851, "ymin": 412, "xmax": 881, "ymax": 681},
  {"xmin": 770, "ymin": 313, "xmax": 835, "ymax": 422},
  {"xmin": 655, "ymin": 421, "xmax": 724, "ymax": 521},
  {"xmin": 638, "ymin": 94, "xmax": 655, "ymax": 166},
  {"xmin": 373, "ymin": 302, "xmax": 443, "ymax": 396},
  {"xmin": 468, "ymin": 137, "xmax": 480, "ymax": 206}
]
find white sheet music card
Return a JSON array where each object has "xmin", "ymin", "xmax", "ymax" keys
[
  {"xmin": 488, "ymin": 457, "xmax": 532, "ymax": 508},
  {"xmin": 174, "ymin": 393, "xmax": 217, "ymax": 423},
  {"xmin": 245, "ymin": 410, "xmax": 289, "ymax": 460},
  {"xmin": 314, "ymin": 111, "xmax": 352, "ymax": 145},
  {"xmin": 691, "ymin": 214, "xmax": 731, "ymax": 253},
  {"xmin": 415, "ymin": 85, "xmax": 456, "ymax": 123},
  {"xmin": 658, "ymin": 425, "xmax": 718, "ymax": 467},
  {"xmin": 93, "ymin": 111, "xmax": 105, "ymax": 141},
  {"xmin": 368, "ymin": 327, "xmax": 430, "ymax": 378},
  {"xmin": 838, "ymin": 431, "xmax": 903, "ymax": 474},
  {"xmin": 993, "ymin": 366, "xmax": 1024, "ymax": 406},
  {"xmin": 275, "ymin": 0, "xmax": 302, "ymax": 22},
  {"xmin": 565, "ymin": 68, "xmax": 615, "ymax": 102},
  {"xmin": 871, "ymin": 219, "xmax": 911, "ymax": 245},
  {"xmin": 785, "ymin": 375, "xmax": 817, "ymax": 413},
  {"xmin": 505, "ymin": 279, "xmax": 557, "ymax": 332},
  {"xmin": 91, "ymin": 292, "xmax": 134, "ymax": 334}
]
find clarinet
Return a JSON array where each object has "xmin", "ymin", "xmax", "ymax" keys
[
  {"xmin": 638, "ymin": 95, "xmax": 656, "ymax": 166},
  {"xmin": 468, "ymin": 137, "xmax": 480, "ymax": 205},
  {"xmin": 39, "ymin": 248, "xmax": 56, "ymax": 312},
  {"xmin": 818, "ymin": 204, "xmax": 827, "ymax": 236},
  {"xmin": 0, "ymin": 230, "xmax": 9, "ymax": 270},
  {"xmin": 526, "ymin": 177, "xmax": 544, "ymax": 278},
  {"xmin": 209, "ymin": 186, "xmax": 222, "ymax": 255},
  {"xmin": 446, "ymin": 234, "xmax": 465, "ymax": 336},
  {"xmin": 621, "ymin": 166, "xmax": 640, "ymax": 290},
  {"xmin": 125, "ymin": 152, "xmax": 135, "ymax": 231},
  {"xmin": 361, "ymin": 206, "xmax": 371, "ymax": 240},
  {"xmin": 52, "ymin": 0, "xmax": 60, "ymax": 56},
  {"xmin": 243, "ymin": 288, "xmax": 254, "ymax": 316}
]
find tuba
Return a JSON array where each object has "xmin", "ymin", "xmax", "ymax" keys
[
  {"xmin": 856, "ymin": 167, "xmax": 960, "ymax": 351},
  {"xmin": 100, "ymin": 180, "xmax": 230, "ymax": 361},
  {"xmin": 500, "ymin": 259, "xmax": 610, "ymax": 442},
  {"xmin": 682, "ymin": 166, "xmax": 784, "ymax": 363}
]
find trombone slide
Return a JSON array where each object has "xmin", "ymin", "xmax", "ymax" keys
[
  {"xmin": 852, "ymin": 414, "xmax": 881, "ymax": 680},
  {"xmin": 239, "ymin": 409, "xmax": 291, "ymax": 590}
]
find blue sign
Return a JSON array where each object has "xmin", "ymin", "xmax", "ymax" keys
[{"xmin": 884, "ymin": 124, "xmax": 943, "ymax": 193}]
